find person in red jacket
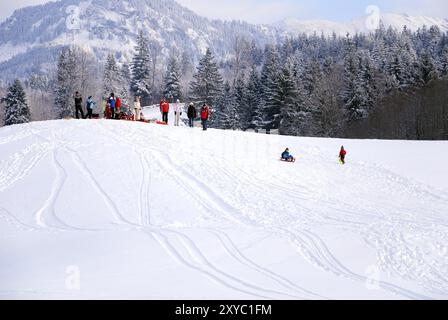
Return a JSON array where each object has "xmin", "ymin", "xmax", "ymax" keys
[
  {"xmin": 159, "ymin": 98, "xmax": 164, "ymax": 121},
  {"xmin": 200, "ymin": 104, "xmax": 209, "ymax": 131},
  {"xmin": 339, "ymin": 146, "xmax": 347, "ymax": 164},
  {"xmin": 161, "ymin": 99, "xmax": 170, "ymax": 124},
  {"xmin": 115, "ymin": 97, "xmax": 122, "ymax": 119}
]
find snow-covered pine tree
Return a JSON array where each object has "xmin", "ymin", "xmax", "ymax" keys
[
  {"xmin": 257, "ymin": 45, "xmax": 281, "ymax": 130},
  {"xmin": 234, "ymin": 74, "xmax": 247, "ymax": 130},
  {"xmin": 372, "ymin": 37, "xmax": 387, "ymax": 72},
  {"xmin": 3, "ymin": 79, "xmax": 31, "ymax": 126},
  {"xmin": 341, "ymin": 37, "xmax": 365, "ymax": 122},
  {"xmin": 103, "ymin": 53, "xmax": 120, "ymax": 97},
  {"xmin": 295, "ymin": 57, "xmax": 324, "ymax": 136},
  {"xmin": 163, "ymin": 55, "xmax": 182, "ymax": 102},
  {"xmin": 246, "ymin": 40, "xmax": 264, "ymax": 67},
  {"xmin": 399, "ymin": 28, "xmax": 419, "ymax": 87},
  {"xmin": 301, "ymin": 58, "xmax": 322, "ymax": 96},
  {"xmin": 357, "ymin": 51, "xmax": 377, "ymax": 118},
  {"xmin": 417, "ymin": 52, "xmax": 439, "ymax": 85},
  {"xmin": 318, "ymin": 57, "xmax": 345, "ymax": 136},
  {"xmin": 121, "ymin": 62, "xmax": 132, "ymax": 86},
  {"xmin": 280, "ymin": 38, "xmax": 295, "ymax": 61},
  {"xmin": 189, "ymin": 48, "xmax": 223, "ymax": 107},
  {"xmin": 246, "ymin": 67, "xmax": 261, "ymax": 129},
  {"xmin": 427, "ymin": 26, "xmax": 442, "ymax": 60},
  {"xmin": 385, "ymin": 29, "xmax": 418, "ymax": 91},
  {"xmin": 385, "ymin": 54, "xmax": 403, "ymax": 90},
  {"xmin": 276, "ymin": 67, "xmax": 302, "ymax": 136},
  {"xmin": 214, "ymin": 81, "xmax": 237, "ymax": 129},
  {"xmin": 119, "ymin": 63, "xmax": 132, "ymax": 111},
  {"xmin": 54, "ymin": 48, "xmax": 77, "ymax": 119},
  {"xmin": 439, "ymin": 48, "xmax": 448, "ymax": 77},
  {"xmin": 131, "ymin": 31, "xmax": 152, "ymax": 100}
]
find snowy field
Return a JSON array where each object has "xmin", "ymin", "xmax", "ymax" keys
[{"xmin": 0, "ymin": 119, "xmax": 447, "ymax": 300}]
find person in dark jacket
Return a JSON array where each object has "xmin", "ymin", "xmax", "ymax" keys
[
  {"xmin": 187, "ymin": 102, "xmax": 196, "ymax": 128},
  {"xmin": 108, "ymin": 93, "xmax": 117, "ymax": 120},
  {"xmin": 281, "ymin": 148, "xmax": 295, "ymax": 162},
  {"xmin": 74, "ymin": 91, "xmax": 84, "ymax": 119},
  {"xmin": 200, "ymin": 104, "xmax": 209, "ymax": 131},
  {"xmin": 84, "ymin": 96, "xmax": 95, "ymax": 119}
]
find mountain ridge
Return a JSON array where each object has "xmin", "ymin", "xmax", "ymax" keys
[
  {"xmin": 276, "ymin": 12, "xmax": 448, "ymax": 36},
  {"xmin": 0, "ymin": 0, "xmax": 277, "ymax": 82},
  {"xmin": 0, "ymin": 0, "xmax": 447, "ymax": 82}
]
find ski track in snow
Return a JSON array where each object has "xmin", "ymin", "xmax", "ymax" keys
[{"xmin": 0, "ymin": 120, "xmax": 447, "ymax": 299}]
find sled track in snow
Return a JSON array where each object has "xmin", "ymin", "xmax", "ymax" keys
[
  {"xmin": 29, "ymin": 129, "xmax": 110, "ymax": 232},
  {"xmin": 280, "ymin": 227, "xmax": 430, "ymax": 300},
  {"xmin": 147, "ymin": 230, "xmax": 275, "ymax": 299},
  {"xmin": 204, "ymin": 228, "xmax": 328, "ymax": 299},
  {"xmin": 0, "ymin": 141, "xmax": 51, "ymax": 192},
  {"xmin": 0, "ymin": 123, "xmax": 35, "ymax": 146},
  {"xmin": 0, "ymin": 206, "xmax": 41, "ymax": 232},
  {"xmin": 154, "ymin": 228, "xmax": 306, "ymax": 299},
  {"xmin": 99, "ymin": 122, "xmax": 321, "ymax": 299}
]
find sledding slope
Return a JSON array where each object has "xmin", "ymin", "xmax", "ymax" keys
[{"xmin": 0, "ymin": 120, "xmax": 447, "ymax": 300}]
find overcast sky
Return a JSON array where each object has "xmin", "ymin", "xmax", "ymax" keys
[{"xmin": 0, "ymin": 0, "xmax": 447, "ymax": 24}]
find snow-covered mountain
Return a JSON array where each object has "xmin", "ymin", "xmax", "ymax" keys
[
  {"xmin": 0, "ymin": 0, "xmax": 447, "ymax": 82},
  {"xmin": 276, "ymin": 13, "xmax": 448, "ymax": 37},
  {"xmin": 0, "ymin": 0, "xmax": 277, "ymax": 81},
  {"xmin": 0, "ymin": 117, "xmax": 447, "ymax": 299}
]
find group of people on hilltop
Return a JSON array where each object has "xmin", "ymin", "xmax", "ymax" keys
[
  {"xmin": 158, "ymin": 98, "xmax": 210, "ymax": 130},
  {"xmin": 192, "ymin": 102, "xmax": 210, "ymax": 131},
  {"xmin": 105, "ymin": 92, "xmax": 123, "ymax": 120},
  {"xmin": 74, "ymin": 91, "xmax": 96, "ymax": 119},
  {"xmin": 74, "ymin": 91, "xmax": 138, "ymax": 120},
  {"xmin": 73, "ymin": 91, "xmax": 210, "ymax": 129}
]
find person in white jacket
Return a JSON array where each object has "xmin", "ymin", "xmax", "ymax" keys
[
  {"xmin": 174, "ymin": 99, "xmax": 183, "ymax": 126},
  {"xmin": 134, "ymin": 96, "xmax": 141, "ymax": 121}
]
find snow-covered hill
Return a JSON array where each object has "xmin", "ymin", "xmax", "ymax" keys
[
  {"xmin": 276, "ymin": 13, "xmax": 448, "ymax": 37},
  {"xmin": 0, "ymin": 120, "xmax": 447, "ymax": 299}
]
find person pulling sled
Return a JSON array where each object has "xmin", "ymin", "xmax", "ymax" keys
[{"xmin": 281, "ymin": 148, "xmax": 296, "ymax": 162}]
